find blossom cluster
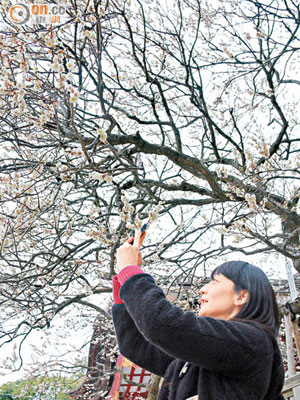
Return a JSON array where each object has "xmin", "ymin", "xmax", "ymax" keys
[
  {"xmin": 96, "ymin": 127, "xmax": 108, "ymax": 144},
  {"xmin": 245, "ymin": 193, "xmax": 257, "ymax": 211},
  {"xmin": 120, "ymin": 192, "xmax": 139, "ymax": 229},
  {"xmin": 92, "ymin": 171, "xmax": 113, "ymax": 183}
]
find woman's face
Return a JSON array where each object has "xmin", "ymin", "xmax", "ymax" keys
[{"xmin": 199, "ymin": 273, "xmax": 248, "ymax": 320}]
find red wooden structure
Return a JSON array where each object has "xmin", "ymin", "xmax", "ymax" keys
[{"xmin": 106, "ymin": 354, "xmax": 152, "ymax": 399}]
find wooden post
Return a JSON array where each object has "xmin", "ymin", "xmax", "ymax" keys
[
  {"xmin": 292, "ymin": 318, "xmax": 300, "ymax": 358},
  {"xmin": 294, "ymin": 383, "xmax": 300, "ymax": 398},
  {"xmin": 282, "ymin": 374, "xmax": 300, "ymax": 398},
  {"xmin": 291, "ymin": 318, "xmax": 300, "ymax": 399},
  {"xmin": 284, "ymin": 313, "xmax": 296, "ymax": 377},
  {"xmin": 283, "ymin": 312, "xmax": 300, "ymax": 399}
]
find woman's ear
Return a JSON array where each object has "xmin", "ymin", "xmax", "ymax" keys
[{"xmin": 234, "ymin": 289, "xmax": 249, "ymax": 306}]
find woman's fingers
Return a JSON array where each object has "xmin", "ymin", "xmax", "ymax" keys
[
  {"xmin": 133, "ymin": 229, "xmax": 141, "ymax": 248},
  {"xmin": 137, "ymin": 250, "xmax": 143, "ymax": 266},
  {"xmin": 116, "ymin": 230, "xmax": 146, "ymax": 271},
  {"xmin": 118, "ymin": 230, "xmax": 146, "ymax": 253},
  {"xmin": 133, "ymin": 229, "xmax": 147, "ymax": 248},
  {"xmin": 140, "ymin": 230, "xmax": 146, "ymax": 245}
]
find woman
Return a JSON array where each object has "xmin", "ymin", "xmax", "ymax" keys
[{"xmin": 112, "ymin": 230, "xmax": 285, "ymax": 399}]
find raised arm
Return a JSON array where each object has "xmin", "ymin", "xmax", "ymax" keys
[{"xmin": 111, "ymin": 275, "xmax": 174, "ymax": 377}]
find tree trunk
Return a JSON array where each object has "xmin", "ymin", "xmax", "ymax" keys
[
  {"xmin": 282, "ymin": 215, "xmax": 300, "ymax": 273},
  {"xmin": 147, "ymin": 374, "xmax": 161, "ymax": 400}
]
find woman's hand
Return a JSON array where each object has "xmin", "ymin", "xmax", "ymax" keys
[{"xmin": 116, "ymin": 229, "xmax": 146, "ymax": 273}]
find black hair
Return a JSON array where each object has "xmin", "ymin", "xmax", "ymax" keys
[{"xmin": 211, "ymin": 261, "xmax": 280, "ymax": 336}]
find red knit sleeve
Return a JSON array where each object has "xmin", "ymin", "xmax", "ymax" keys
[
  {"xmin": 112, "ymin": 275, "xmax": 124, "ymax": 304},
  {"xmin": 118, "ymin": 265, "xmax": 144, "ymax": 286}
]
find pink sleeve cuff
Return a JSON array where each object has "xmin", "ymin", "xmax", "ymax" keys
[
  {"xmin": 112, "ymin": 275, "xmax": 124, "ymax": 304},
  {"xmin": 118, "ymin": 265, "xmax": 144, "ymax": 286}
]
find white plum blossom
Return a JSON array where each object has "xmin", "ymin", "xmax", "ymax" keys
[
  {"xmin": 16, "ymin": 82, "xmax": 24, "ymax": 90},
  {"xmin": 126, "ymin": 222, "xmax": 136, "ymax": 230},
  {"xmin": 92, "ymin": 172, "xmax": 103, "ymax": 181},
  {"xmin": 96, "ymin": 128, "xmax": 108, "ymax": 144},
  {"xmin": 120, "ymin": 211, "xmax": 130, "ymax": 222},
  {"xmin": 69, "ymin": 91, "xmax": 79, "ymax": 104},
  {"xmin": 66, "ymin": 60, "xmax": 75, "ymax": 70},
  {"xmin": 51, "ymin": 62, "xmax": 60, "ymax": 72},
  {"xmin": 259, "ymin": 140, "xmax": 269, "ymax": 158},
  {"xmin": 66, "ymin": 72, "xmax": 74, "ymax": 81},
  {"xmin": 39, "ymin": 114, "xmax": 47, "ymax": 125},
  {"xmin": 245, "ymin": 193, "xmax": 257, "ymax": 210},
  {"xmin": 103, "ymin": 175, "xmax": 113, "ymax": 183}
]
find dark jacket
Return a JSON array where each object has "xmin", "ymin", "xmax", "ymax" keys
[{"xmin": 112, "ymin": 272, "xmax": 285, "ymax": 400}]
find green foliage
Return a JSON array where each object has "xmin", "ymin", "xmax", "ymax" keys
[{"xmin": 0, "ymin": 375, "xmax": 78, "ymax": 400}]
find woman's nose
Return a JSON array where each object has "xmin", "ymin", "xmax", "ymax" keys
[{"xmin": 200, "ymin": 283, "xmax": 208, "ymax": 294}]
